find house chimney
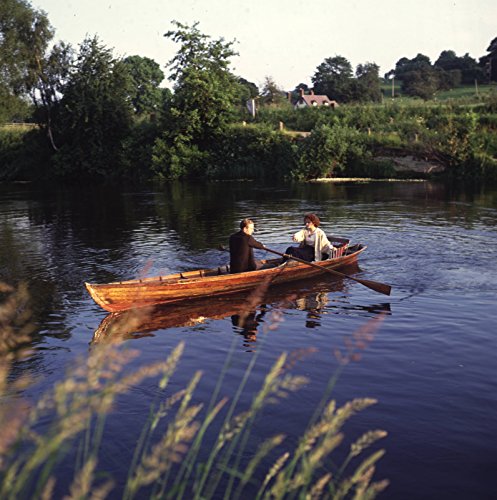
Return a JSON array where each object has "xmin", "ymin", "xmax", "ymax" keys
[
  {"xmin": 299, "ymin": 88, "xmax": 305, "ymax": 97},
  {"xmin": 310, "ymin": 89, "xmax": 314, "ymax": 95}
]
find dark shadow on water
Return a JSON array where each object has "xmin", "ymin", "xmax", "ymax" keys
[{"xmin": 91, "ymin": 262, "xmax": 392, "ymax": 346}]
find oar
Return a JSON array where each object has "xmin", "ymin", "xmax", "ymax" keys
[
  {"xmin": 218, "ymin": 245, "xmax": 391, "ymax": 296},
  {"xmin": 262, "ymin": 246, "xmax": 391, "ymax": 296}
]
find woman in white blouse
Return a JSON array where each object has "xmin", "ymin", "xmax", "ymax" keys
[{"xmin": 285, "ymin": 213, "xmax": 336, "ymax": 262}]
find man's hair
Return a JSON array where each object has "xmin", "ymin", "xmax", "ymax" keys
[
  {"xmin": 304, "ymin": 213, "xmax": 320, "ymax": 227},
  {"xmin": 240, "ymin": 218, "xmax": 254, "ymax": 229}
]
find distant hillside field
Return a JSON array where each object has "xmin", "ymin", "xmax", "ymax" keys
[{"xmin": 380, "ymin": 83, "xmax": 495, "ymax": 103}]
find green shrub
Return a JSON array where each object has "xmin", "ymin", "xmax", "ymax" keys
[
  {"xmin": 0, "ymin": 128, "xmax": 51, "ymax": 181},
  {"xmin": 122, "ymin": 121, "xmax": 161, "ymax": 181},
  {"xmin": 209, "ymin": 124, "xmax": 297, "ymax": 180},
  {"xmin": 292, "ymin": 124, "xmax": 366, "ymax": 180},
  {"xmin": 151, "ymin": 133, "xmax": 211, "ymax": 180}
]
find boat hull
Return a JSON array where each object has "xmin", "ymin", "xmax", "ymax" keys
[
  {"xmin": 85, "ymin": 244, "xmax": 366, "ymax": 313},
  {"xmin": 90, "ymin": 264, "xmax": 364, "ymax": 344}
]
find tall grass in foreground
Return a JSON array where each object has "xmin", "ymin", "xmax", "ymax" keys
[{"xmin": 0, "ymin": 280, "xmax": 388, "ymax": 499}]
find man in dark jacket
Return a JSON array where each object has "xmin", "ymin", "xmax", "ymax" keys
[{"xmin": 229, "ymin": 218, "xmax": 265, "ymax": 273}]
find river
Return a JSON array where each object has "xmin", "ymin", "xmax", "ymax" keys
[{"xmin": 1, "ymin": 180, "xmax": 496, "ymax": 499}]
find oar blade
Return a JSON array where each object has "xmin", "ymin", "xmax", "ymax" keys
[{"xmin": 356, "ymin": 278, "xmax": 391, "ymax": 296}]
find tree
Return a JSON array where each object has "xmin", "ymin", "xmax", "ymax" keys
[
  {"xmin": 152, "ymin": 21, "xmax": 240, "ymax": 179},
  {"xmin": 122, "ymin": 55, "xmax": 165, "ymax": 115},
  {"xmin": 260, "ymin": 76, "xmax": 285, "ymax": 105},
  {"xmin": 312, "ymin": 56, "xmax": 353, "ymax": 102},
  {"xmin": 353, "ymin": 62, "xmax": 382, "ymax": 102},
  {"xmin": 436, "ymin": 67, "xmax": 462, "ymax": 90},
  {"xmin": 0, "ymin": 0, "xmax": 53, "ymax": 95},
  {"xmin": 401, "ymin": 67, "xmax": 439, "ymax": 100},
  {"xmin": 392, "ymin": 54, "xmax": 440, "ymax": 99},
  {"xmin": 434, "ymin": 50, "xmax": 459, "ymax": 71},
  {"xmin": 459, "ymin": 53, "xmax": 485, "ymax": 84},
  {"xmin": 235, "ymin": 76, "xmax": 259, "ymax": 107},
  {"xmin": 238, "ymin": 77, "xmax": 259, "ymax": 98},
  {"xmin": 31, "ymin": 41, "xmax": 73, "ymax": 149},
  {"xmin": 435, "ymin": 50, "xmax": 483, "ymax": 85},
  {"xmin": 165, "ymin": 21, "xmax": 239, "ymax": 141},
  {"xmin": 393, "ymin": 53, "xmax": 432, "ymax": 80},
  {"xmin": 0, "ymin": 84, "xmax": 31, "ymax": 122},
  {"xmin": 0, "ymin": 0, "xmax": 75, "ymax": 146},
  {"xmin": 53, "ymin": 36, "xmax": 134, "ymax": 177}
]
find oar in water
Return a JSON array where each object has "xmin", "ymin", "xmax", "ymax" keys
[
  {"xmin": 218, "ymin": 244, "xmax": 391, "ymax": 296},
  {"xmin": 262, "ymin": 246, "xmax": 391, "ymax": 296}
]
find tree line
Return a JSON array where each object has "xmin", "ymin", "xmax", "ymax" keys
[{"xmin": 1, "ymin": 0, "xmax": 497, "ymax": 182}]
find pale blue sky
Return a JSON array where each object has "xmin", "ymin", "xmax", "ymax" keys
[{"xmin": 32, "ymin": 0, "xmax": 496, "ymax": 90}]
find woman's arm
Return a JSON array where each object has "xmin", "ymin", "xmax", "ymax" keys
[{"xmin": 293, "ymin": 229, "xmax": 306, "ymax": 243}]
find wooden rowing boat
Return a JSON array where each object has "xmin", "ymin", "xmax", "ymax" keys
[
  {"xmin": 91, "ymin": 265, "xmax": 362, "ymax": 344},
  {"xmin": 85, "ymin": 243, "xmax": 366, "ymax": 313}
]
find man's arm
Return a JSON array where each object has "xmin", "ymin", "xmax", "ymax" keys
[{"xmin": 248, "ymin": 235, "xmax": 265, "ymax": 250}]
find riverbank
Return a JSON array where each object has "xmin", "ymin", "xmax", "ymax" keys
[{"xmin": 1, "ymin": 93, "xmax": 496, "ymax": 183}]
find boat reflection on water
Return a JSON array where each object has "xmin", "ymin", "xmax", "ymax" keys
[{"xmin": 91, "ymin": 262, "xmax": 391, "ymax": 345}]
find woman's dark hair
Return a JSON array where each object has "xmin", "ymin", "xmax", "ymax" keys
[{"xmin": 304, "ymin": 213, "xmax": 320, "ymax": 227}]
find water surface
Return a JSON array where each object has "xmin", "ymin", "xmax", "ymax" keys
[{"xmin": 1, "ymin": 180, "xmax": 496, "ymax": 498}]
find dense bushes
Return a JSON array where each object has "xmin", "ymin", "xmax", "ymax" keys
[
  {"xmin": 2, "ymin": 95, "xmax": 497, "ymax": 183},
  {"xmin": 210, "ymin": 124, "xmax": 297, "ymax": 180},
  {"xmin": 292, "ymin": 124, "xmax": 366, "ymax": 180},
  {"xmin": 0, "ymin": 127, "xmax": 50, "ymax": 181}
]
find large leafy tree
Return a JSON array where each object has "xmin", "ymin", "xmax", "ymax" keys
[
  {"xmin": 435, "ymin": 50, "xmax": 460, "ymax": 71},
  {"xmin": 353, "ymin": 62, "xmax": 382, "ymax": 102},
  {"xmin": 402, "ymin": 67, "xmax": 440, "ymax": 99},
  {"xmin": 0, "ymin": 0, "xmax": 52, "ymax": 94},
  {"xmin": 0, "ymin": 84, "xmax": 30, "ymax": 122},
  {"xmin": 31, "ymin": 41, "xmax": 73, "ymax": 150},
  {"xmin": 122, "ymin": 55, "xmax": 165, "ymax": 116},
  {"xmin": 434, "ymin": 50, "xmax": 484, "ymax": 85},
  {"xmin": 392, "ymin": 54, "xmax": 441, "ymax": 99},
  {"xmin": 165, "ymin": 21, "xmax": 239, "ymax": 141},
  {"xmin": 152, "ymin": 21, "xmax": 240, "ymax": 179},
  {"xmin": 394, "ymin": 53, "xmax": 432, "ymax": 78},
  {"xmin": 53, "ymin": 36, "xmax": 134, "ymax": 177},
  {"xmin": 0, "ymin": 0, "xmax": 73, "ymax": 147},
  {"xmin": 312, "ymin": 55, "xmax": 353, "ymax": 102}
]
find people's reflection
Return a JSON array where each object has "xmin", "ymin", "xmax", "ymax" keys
[
  {"xmin": 295, "ymin": 292, "xmax": 329, "ymax": 328},
  {"xmin": 231, "ymin": 306, "xmax": 267, "ymax": 349}
]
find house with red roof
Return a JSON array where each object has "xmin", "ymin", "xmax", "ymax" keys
[{"xmin": 293, "ymin": 89, "xmax": 338, "ymax": 109}]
